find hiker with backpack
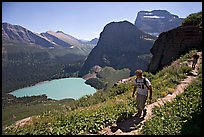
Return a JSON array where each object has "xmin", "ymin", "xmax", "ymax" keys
[
  {"xmin": 192, "ymin": 53, "xmax": 199, "ymax": 70},
  {"xmin": 132, "ymin": 69, "xmax": 152, "ymax": 118}
]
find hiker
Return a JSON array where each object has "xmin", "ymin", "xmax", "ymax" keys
[
  {"xmin": 132, "ymin": 69, "xmax": 152, "ymax": 118},
  {"xmin": 192, "ymin": 53, "xmax": 199, "ymax": 70}
]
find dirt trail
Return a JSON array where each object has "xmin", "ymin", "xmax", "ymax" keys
[{"xmin": 99, "ymin": 51, "xmax": 202, "ymax": 135}]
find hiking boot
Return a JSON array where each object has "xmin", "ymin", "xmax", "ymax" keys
[
  {"xmin": 143, "ymin": 109, "xmax": 147, "ymax": 117},
  {"xmin": 135, "ymin": 113, "xmax": 141, "ymax": 117}
]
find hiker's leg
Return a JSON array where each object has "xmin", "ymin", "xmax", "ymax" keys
[
  {"xmin": 136, "ymin": 94, "xmax": 142, "ymax": 117},
  {"xmin": 136, "ymin": 94, "xmax": 147, "ymax": 117},
  {"xmin": 143, "ymin": 108, "xmax": 147, "ymax": 117},
  {"xmin": 141, "ymin": 96, "xmax": 147, "ymax": 117},
  {"xmin": 192, "ymin": 62, "xmax": 195, "ymax": 69},
  {"xmin": 136, "ymin": 109, "xmax": 142, "ymax": 117}
]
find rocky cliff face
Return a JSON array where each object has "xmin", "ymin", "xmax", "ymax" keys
[
  {"xmin": 135, "ymin": 10, "xmax": 184, "ymax": 36},
  {"xmin": 78, "ymin": 21, "xmax": 156, "ymax": 77},
  {"xmin": 148, "ymin": 25, "xmax": 202, "ymax": 73}
]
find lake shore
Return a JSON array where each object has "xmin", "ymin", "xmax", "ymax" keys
[
  {"xmin": 34, "ymin": 80, "xmax": 50, "ymax": 86},
  {"xmin": 9, "ymin": 78, "xmax": 96, "ymax": 100}
]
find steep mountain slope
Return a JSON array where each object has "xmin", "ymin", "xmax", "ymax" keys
[
  {"xmin": 2, "ymin": 22, "xmax": 96, "ymax": 53},
  {"xmin": 40, "ymin": 31, "xmax": 96, "ymax": 55},
  {"xmin": 40, "ymin": 31, "xmax": 73, "ymax": 48},
  {"xmin": 79, "ymin": 20, "xmax": 156, "ymax": 77},
  {"xmin": 79, "ymin": 38, "xmax": 99, "ymax": 45},
  {"xmin": 148, "ymin": 11, "xmax": 202, "ymax": 74},
  {"xmin": 2, "ymin": 23, "xmax": 56, "ymax": 48},
  {"xmin": 40, "ymin": 31, "xmax": 95, "ymax": 49},
  {"xmin": 148, "ymin": 23, "xmax": 202, "ymax": 73},
  {"xmin": 135, "ymin": 10, "xmax": 184, "ymax": 36}
]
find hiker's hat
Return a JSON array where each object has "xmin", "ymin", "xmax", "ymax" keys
[{"xmin": 136, "ymin": 69, "xmax": 143, "ymax": 74}]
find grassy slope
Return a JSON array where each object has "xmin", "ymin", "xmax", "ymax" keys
[{"xmin": 3, "ymin": 50, "xmax": 202, "ymax": 135}]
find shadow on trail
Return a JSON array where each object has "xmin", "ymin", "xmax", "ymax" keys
[{"xmin": 110, "ymin": 115, "xmax": 145, "ymax": 133}]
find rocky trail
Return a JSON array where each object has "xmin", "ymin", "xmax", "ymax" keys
[{"xmin": 98, "ymin": 51, "xmax": 202, "ymax": 135}]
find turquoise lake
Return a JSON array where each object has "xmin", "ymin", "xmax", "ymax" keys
[{"xmin": 9, "ymin": 78, "xmax": 96, "ymax": 100}]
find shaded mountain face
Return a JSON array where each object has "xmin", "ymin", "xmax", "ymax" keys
[
  {"xmin": 148, "ymin": 25, "xmax": 202, "ymax": 73},
  {"xmin": 135, "ymin": 10, "xmax": 184, "ymax": 36},
  {"xmin": 78, "ymin": 21, "xmax": 156, "ymax": 77}
]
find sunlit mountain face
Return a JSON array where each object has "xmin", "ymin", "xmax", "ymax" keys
[{"xmin": 135, "ymin": 10, "xmax": 184, "ymax": 37}]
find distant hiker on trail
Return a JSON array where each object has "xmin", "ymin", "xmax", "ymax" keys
[
  {"xmin": 132, "ymin": 69, "xmax": 152, "ymax": 118},
  {"xmin": 192, "ymin": 53, "xmax": 199, "ymax": 70}
]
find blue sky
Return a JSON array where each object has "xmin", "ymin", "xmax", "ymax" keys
[{"xmin": 2, "ymin": 2, "xmax": 202, "ymax": 40}]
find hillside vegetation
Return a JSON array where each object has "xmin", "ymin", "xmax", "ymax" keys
[
  {"xmin": 141, "ymin": 67, "xmax": 202, "ymax": 135},
  {"xmin": 3, "ymin": 49, "xmax": 201, "ymax": 135},
  {"xmin": 182, "ymin": 11, "xmax": 202, "ymax": 28}
]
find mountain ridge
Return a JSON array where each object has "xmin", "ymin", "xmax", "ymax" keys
[
  {"xmin": 135, "ymin": 10, "xmax": 184, "ymax": 36},
  {"xmin": 2, "ymin": 22, "xmax": 98, "ymax": 49}
]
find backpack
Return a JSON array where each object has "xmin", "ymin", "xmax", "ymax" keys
[{"xmin": 135, "ymin": 77, "xmax": 149, "ymax": 89}]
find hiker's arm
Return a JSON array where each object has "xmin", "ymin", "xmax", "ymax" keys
[
  {"xmin": 149, "ymin": 85, "xmax": 152, "ymax": 100},
  {"xmin": 132, "ymin": 86, "xmax": 137, "ymax": 97}
]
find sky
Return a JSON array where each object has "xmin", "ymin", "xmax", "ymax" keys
[{"xmin": 2, "ymin": 2, "xmax": 202, "ymax": 41}]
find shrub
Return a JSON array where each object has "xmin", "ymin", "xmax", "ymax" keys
[
  {"xmin": 160, "ymin": 91, "xmax": 168, "ymax": 97},
  {"xmin": 110, "ymin": 83, "xmax": 129, "ymax": 96},
  {"xmin": 167, "ymin": 88, "xmax": 175, "ymax": 94}
]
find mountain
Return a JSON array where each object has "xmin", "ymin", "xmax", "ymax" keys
[
  {"xmin": 40, "ymin": 31, "xmax": 96, "ymax": 50},
  {"xmin": 40, "ymin": 31, "xmax": 73, "ymax": 48},
  {"xmin": 135, "ymin": 10, "xmax": 184, "ymax": 36},
  {"xmin": 89, "ymin": 38, "xmax": 99, "ymax": 45},
  {"xmin": 148, "ymin": 25, "xmax": 201, "ymax": 73},
  {"xmin": 148, "ymin": 15, "xmax": 202, "ymax": 73},
  {"xmin": 2, "ymin": 22, "xmax": 55, "ymax": 48},
  {"xmin": 2, "ymin": 22, "xmax": 96, "ymax": 52},
  {"xmin": 78, "ymin": 20, "xmax": 157, "ymax": 77},
  {"xmin": 79, "ymin": 38, "xmax": 99, "ymax": 45}
]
